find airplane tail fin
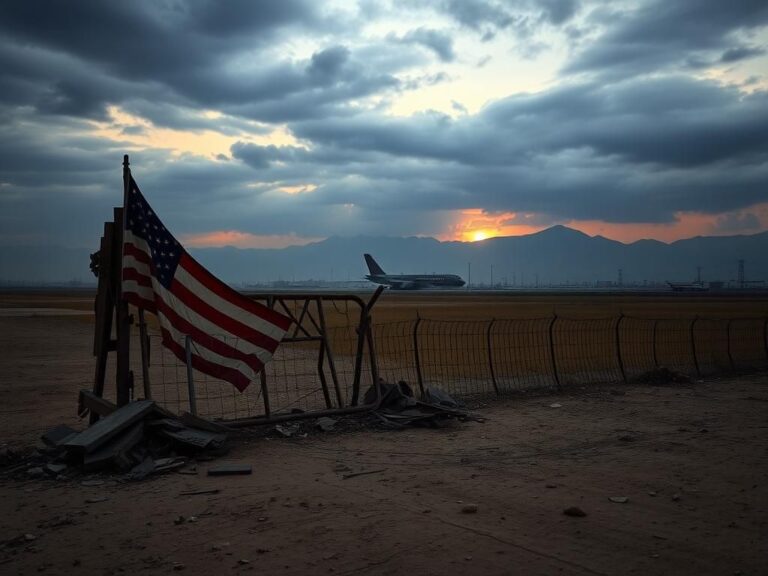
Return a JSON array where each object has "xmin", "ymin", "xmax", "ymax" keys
[{"xmin": 364, "ymin": 254, "xmax": 386, "ymax": 276}]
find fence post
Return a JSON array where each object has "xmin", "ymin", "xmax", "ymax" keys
[
  {"xmin": 690, "ymin": 316, "xmax": 701, "ymax": 377},
  {"xmin": 259, "ymin": 370, "xmax": 271, "ymax": 418},
  {"xmin": 185, "ymin": 335, "xmax": 197, "ymax": 416},
  {"xmin": 726, "ymin": 319, "xmax": 735, "ymax": 371},
  {"xmin": 764, "ymin": 318, "xmax": 768, "ymax": 362},
  {"xmin": 615, "ymin": 314, "xmax": 627, "ymax": 383},
  {"xmin": 548, "ymin": 315, "xmax": 561, "ymax": 390},
  {"xmin": 487, "ymin": 319, "xmax": 499, "ymax": 395},
  {"xmin": 652, "ymin": 319, "xmax": 659, "ymax": 368},
  {"xmin": 413, "ymin": 315, "xmax": 425, "ymax": 395}
]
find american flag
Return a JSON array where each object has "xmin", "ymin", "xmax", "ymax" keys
[{"xmin": 121, "ymin": 176, "xmax": 291, "ymax": 392}]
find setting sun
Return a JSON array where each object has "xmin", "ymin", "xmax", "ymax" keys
[{"xmin": 471, "ymin": 230, "xmax": 490, "ymax": 242}]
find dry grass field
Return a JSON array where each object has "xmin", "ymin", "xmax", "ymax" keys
[{"xmin": 1, "ymin": 290, "xmax": 767, "ymax": 575}]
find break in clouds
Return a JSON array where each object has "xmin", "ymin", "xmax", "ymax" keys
[{"xmin": 0, "ymin": 0, "xmax": 767, "ymax": 248}]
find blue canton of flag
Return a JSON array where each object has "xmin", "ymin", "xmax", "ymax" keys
[{"xmin": 124, "ymin": 184, "xmax": 182, "ymax": 290}]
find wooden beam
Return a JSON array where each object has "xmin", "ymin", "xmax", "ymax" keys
[
  {"xmin": 65, "ymin": 399, "xmax": 154, "ymax": 453},
  {"xmin": 78, "ymin": 389, "xmax": 117, "ymax": 419}
]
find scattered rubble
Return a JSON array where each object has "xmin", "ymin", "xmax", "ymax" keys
[
  {"xmin": 7, "ymin": 393, "xmax": 232, "ymax": 482},
  {"xmin": 364, "ymin": 380, "xmax": 482, "ymax": 427}
]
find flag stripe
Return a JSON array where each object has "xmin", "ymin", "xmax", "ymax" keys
[
  {"xmin": 169, "ymin": 261, "xmax": 282, "ymax": 352},
  {"xmin": 121, "ymin": 176, "xmax": 290, "ymax": 392},
  {"xmin": 155, "ymin": 297, "xmax": 267, "ymax": 373},
  {"xmin": 123, "ymin": 239, "xmax": 152, "ymax": 265},
  {"xmin": 123, "ymin": 290, "xmax": 157, "ymax": 313},
  {"xmin": 180, "ymin": 254, "xmax": 291, "ymax": 331},
  {"xmin": 123, "ymin": 253, "xmax": 151, "ymax": 277},
  {"xmin": 123, "ymin": 285, "xmax": 265, "ymax": 383},
  {"xmin": 126, "ymin": 269, "xmax": 277, "ymax": 358},
  {"xmin": 158, "ymin": 312, "xmax": 262, "ymax": 383},
  {"xmin": 160, "ymin": 329, "xmax": 251, "ymax": 392},
  {"xmin": 122, "ymin": 267, "xmax": 152, "ymax": 288}
]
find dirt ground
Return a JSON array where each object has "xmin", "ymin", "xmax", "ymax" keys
[{"xmin": 1, "ymin": 302, "xmax": 767, "ymax": 575}]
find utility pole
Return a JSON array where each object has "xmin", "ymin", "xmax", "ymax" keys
[{"xmin": 738, "ymin": 259, "xmax": 745, "ymax": 289}]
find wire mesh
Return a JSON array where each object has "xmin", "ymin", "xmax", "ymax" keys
[
  {"xmin": 619, "ymin": 317, "xmax": 656, "ymax": 380},
  {"xmin": 553, "ymin": 317, "xmax": 621, "ymax": 386},
  {"xmin": 694, "ymin": 318, "xmax": 731, "ymax": 375},
  {"xmin": 490, "ymin": 318, "xmax": 557, "ymax": 393},
  {"xmin": 137, "ymin": 313, "xmax": 768, "ymax": 421}
]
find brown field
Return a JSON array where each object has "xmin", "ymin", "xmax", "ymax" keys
[{"xmin": 1, "ymin": 290, "xmax": 767, "ymax": 575}]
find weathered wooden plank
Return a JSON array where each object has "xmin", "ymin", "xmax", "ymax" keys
[
  {"xmin": 82, "ymin": 421, "xmax": 144, "ymax": 472},
  {"xmin": 41, "ymin": 425, "xmax": 79, "ymax": 448},
  {"xmin": 65, "ymin": 400, "xmax": 155, "ymax": 453},
  {"xmin": 78, "ymin": 390, "xmax": 118, "ymax": 419}
]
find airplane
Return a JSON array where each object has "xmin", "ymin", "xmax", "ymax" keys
[{"xmin": 364, "ymin": 254, "xmax": 466, "ymax": 290}]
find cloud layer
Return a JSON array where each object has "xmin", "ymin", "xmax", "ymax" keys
[{"xmin": 0, "ymin": 0, "xmax": 767, "ymax": 251}]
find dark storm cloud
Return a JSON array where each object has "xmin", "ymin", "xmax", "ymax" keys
[
  {"xmin": 437, "ymin": 0, "xmax": 580, "ymax": 36},
  {"xmin": 0, "ymin": 0, "xmax": 766, "ymax": 249},
  {"xmin": 0, "ymin": 2, "xmax": 405, "ymax": 125},
  {"xmin": 277, "ymin": 74, "xmax": 768, "ymax": 223},
  {"xmin": 0, "ymin": 1, "xmax": 318, "ymax": 79},
  {"xmin": 720, "ymin": 45, "xmax": 766, "ymax": 63},
  {"xmin": 396, "ymin": 28, "xmax": 457, "ymax": 62},
  {"xmin": 565, "ymin": 0, "xmax": 768, "ymax": 77}
]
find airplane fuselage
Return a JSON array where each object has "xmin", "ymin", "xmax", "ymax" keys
[{"xmin": 365, "ymin": 273, "xmax": 466, "ymax": 290}]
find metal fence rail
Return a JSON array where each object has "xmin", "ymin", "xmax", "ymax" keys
[{"xmin": 140, "ymin": 314, "xmax": 768, "ymax": 422}]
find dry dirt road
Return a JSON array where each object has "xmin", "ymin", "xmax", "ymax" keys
[{"xmin": 1, "ymin": 310, "xmax": 767, "ymax": 575}]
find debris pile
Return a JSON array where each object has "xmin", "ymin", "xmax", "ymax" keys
[
  {"xmin": 26, "ymin": 391, "xmax": 230, "ymax": 481},
  {"xmin": 364, "ymin": 380, "xmax": 481, "ymax": 427}
]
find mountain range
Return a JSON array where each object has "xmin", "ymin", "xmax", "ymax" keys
[{"xmin": 1, "ymin": 226, "xmax": 767, "ymax": 286}]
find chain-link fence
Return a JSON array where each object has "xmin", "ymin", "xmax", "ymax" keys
[{"xmin": 139, "ymin": 314, "xmax": 768, "ymax": 422}]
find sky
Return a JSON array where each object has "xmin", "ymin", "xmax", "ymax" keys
[{"xmin": 1, "ymin": 0, "xmax": 767, "ymax": 252}]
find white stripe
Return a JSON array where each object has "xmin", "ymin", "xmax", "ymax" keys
[
  {"xmin": 153, "ymin": 278, "xmax": 275, "ymax": 362},
  {"xmin": 122, "ymin": 279, "xmax": 154, "ymax": 303},
  {"xmin": 159, "ymin": 314, "xmax": 259, "ymax": 383},
  {"xmin": 174, "ymin": 260, "xmax": 286, "ymax": 341},
  {"xmin": 122, "ymin": 253, "xmax": 151, "ymax": 277}
]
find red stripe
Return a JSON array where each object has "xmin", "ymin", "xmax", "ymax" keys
[
  {"xmin": 122, "ymin": 267, "xmax": 152, "ymax": 287},
  {"xmin": 123, "ymin": 292, "xmax": 157, "ymax": 313},
  {"xmin": 155, "ymin": 298, "xmax": 266, "ymax": 373},
  {"xmin": 181, "ymin": 253, "xmax": 291, "ymax": 330},
  {"xmin": 123, "ymin": 242, "xmax": 152, "ymax": 265},
  {"xmin": 160, "ymin": 329, "xmax": 252, "ymax": 392},
  {"xmin": 169, "ymin": 269, "xmax": 282, "ymax": 352}
]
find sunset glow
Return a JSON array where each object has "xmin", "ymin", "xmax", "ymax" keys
[{"xmin": 182, "ymin": 230, "xmax": 322, "ymax": 249}]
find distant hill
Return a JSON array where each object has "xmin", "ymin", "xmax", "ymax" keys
[{"xmin": 2, "ymin": 225, "xmax": 767, "ymax": 286}]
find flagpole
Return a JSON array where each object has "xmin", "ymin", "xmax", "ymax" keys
[{"xmin": 115, "ymin": 155, "xmax": 133, "ymax": 405}]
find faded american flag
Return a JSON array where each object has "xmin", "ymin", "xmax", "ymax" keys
[{"xmin": 121, "ymin": 176, "xmax": 291, "ymax": 391}]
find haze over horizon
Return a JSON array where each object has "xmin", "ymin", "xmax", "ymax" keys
[{"xmin": 1, "ymin": 1, "xmax": 767, "ymax": 254}]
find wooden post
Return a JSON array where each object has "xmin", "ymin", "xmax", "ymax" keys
[
  {"xmin": 185, "ymin": 335, "xmax": 197, "ymax": 415},
  {"xmin": 413, "ymin": 315, "xmax": 424, "ymax": 395},
  {"xmin": 115, "ymin": 155, "xmax": 133, "ymax": 406},
  {"xmin": 487, "ymin": 318, "xmax": 499, "ymax": 395},
  {"xmin": 615, "ymin": 314, "xmax": 627, "ymax": 383},
  {"xmin": 138, "ymin": 309, "xmax": 151, "ymax": 399},
  {"xmin": 690, "ymin": 316, "xmax": 701, "ymax": 377},
  {"xmin": 548, "ymin": 315, "xmax": 561, "ymax": 390}
]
